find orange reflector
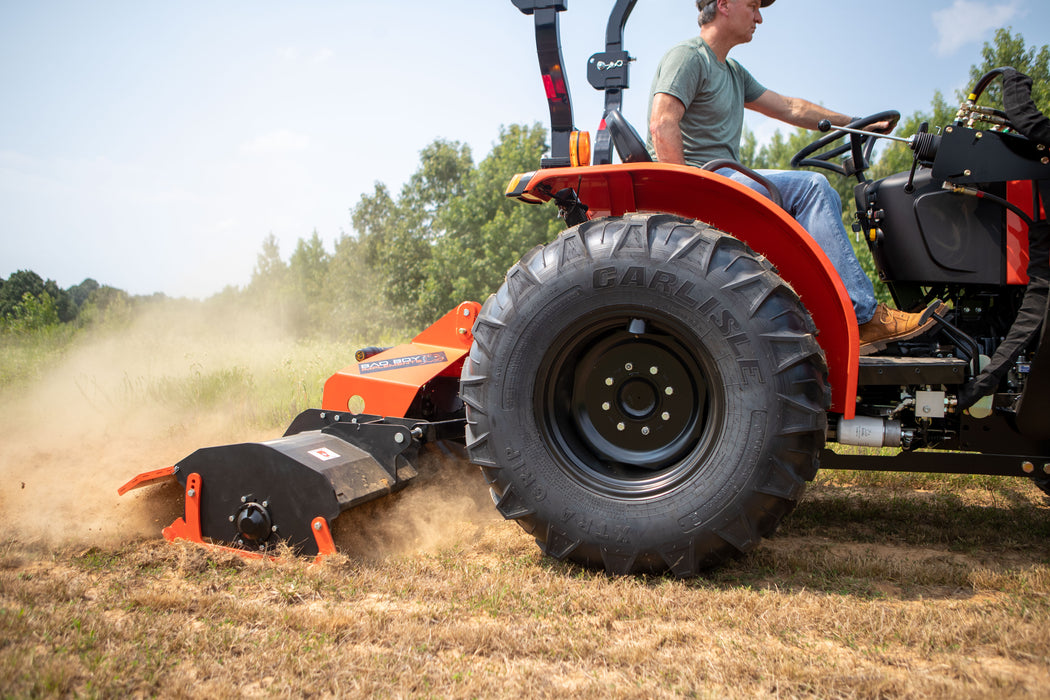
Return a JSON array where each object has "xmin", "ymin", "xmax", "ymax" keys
[
  {"xmin": 505, "ymin": 173, "xmax": 523, "ymax": 195},
  {"xmin": 570, "ymin": 131, "xmax": 591, "ymax": 167}
]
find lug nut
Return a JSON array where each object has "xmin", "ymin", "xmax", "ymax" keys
[
  {"xmin": 602, "ymin": 402, "xmax": 611, "ymax": 411},
  {"xmin": 1022, "ymin": 461, "xmax": 1035, "ymax": 474},
  {"xmin": 605, "ymin": 377, "xmax": 614, "ymax": 386},
  {"xmin": 661, "ymin": 412, "xmax": 670, "ymax": 421},
  {"xmin": 624, "ymin": 362, "xmax": 633, "ymax": 371},
  {"xmin": 616, "ymin": 422, "xmax": 625, "ymax": 432},
  {"xmin": 649, "ymin": 366, "xmax": 658, "ymax": 375},
  {"xmin": 665, "ymin": 387, "xmax": 674, "ymax": 396},
  {"xmin": 641, "ymin": 426, "xmax": 650, "ymax": 436},
  {"xmin": 314, "ymin": 521, "xmax": 323, "ymax": 531}
]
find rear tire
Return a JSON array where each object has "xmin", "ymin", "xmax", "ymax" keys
[{"xmin": 461, "ymin": 214, "xmax": 829, "ymax": 576}]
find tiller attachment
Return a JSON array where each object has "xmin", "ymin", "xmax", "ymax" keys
[
  {"xmin": 120, "ymin": 301, "xmax": 480, "ymax": 560},
  {"xmin": 119, "ymin": 411, "xmax": 427, "ymax": 557}
]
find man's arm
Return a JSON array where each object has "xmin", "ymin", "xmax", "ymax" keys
[
  {"xmin": 649, "ymin": 92, "xmax": 688, "ymax": 164},
  {"xmin": 746, "ymin": 89, "xmax": 853, "ymax": 130}
]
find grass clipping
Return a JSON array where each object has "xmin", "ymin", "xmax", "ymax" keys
[{"xmin": 1, "ymin": 301, "xmax": 1049, "ymax": 697}]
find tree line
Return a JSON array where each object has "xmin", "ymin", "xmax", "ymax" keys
[{"xmin": 0, "ymin": 270, "xmax": 141, "ymax": 334}]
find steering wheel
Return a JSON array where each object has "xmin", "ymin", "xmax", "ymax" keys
[{"xmin": 790, "ymin": 111, "xmax": 901, "ymax": 179}]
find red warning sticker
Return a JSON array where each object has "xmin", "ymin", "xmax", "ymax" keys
[{"xmin": 308, "ymin": 447, "xmax": 341, "ymax": 461}]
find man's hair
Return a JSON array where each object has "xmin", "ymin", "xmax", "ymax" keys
[{"xmin": 697, "ymin": 0, "xmax": 719, "ymax": 26}]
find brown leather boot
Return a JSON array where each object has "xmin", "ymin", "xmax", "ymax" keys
[{"xmin": 858, "ymin": 303, "xmax": 940, "ymax": 355}]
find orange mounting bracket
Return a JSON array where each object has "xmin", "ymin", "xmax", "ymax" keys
[{"xmin": 162, "ymin": 472, "xmax": 203, "ymax": 544}]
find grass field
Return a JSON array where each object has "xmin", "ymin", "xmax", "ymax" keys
[{"xmin": 1, "ymin": 304, "xmax": 1048, "ymax": 698}]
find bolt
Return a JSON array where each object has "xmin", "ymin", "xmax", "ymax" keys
[
  {"xmin": 262, "ymin": 501, "xmax": 268, "ymax": 508},
  {"xmin": 1044, "ymin": 463, "xmax": 1050, "ymax": 475},
  {"xmin": 394, "ymin": 432, "xmax": 405, "ymax": 444},
  {"xmin": 650, "ymin": 366, "xmax": 658, "ymax": 375},
  {"xmin": 964, "ymin": 169, "xmax": 972, "ymax": 176},
  {"xmin": 259, "ymin": 545, "xmax": 265, "ymax": 552},
  {"xmin": 173, "ymin": 465, "xmax": 180, "ymax": 474},
  {"xmin": 605, "ymin": 377, "xmax": 614, "ymax": 386},
  {"xmin": 241, "ymin": 496, "xmax": 247, "ymax": 503},
  {"xmin": 975, "ymin": 131, "xmax": 983, "ymax": 139},
  {"xmin": 1022, "ymin": 461, "xmax": 1035, "ymax": 474},
  {"xmin": 272, "ymin": 525, "xmax": 278, "ymax": 532},
  {"xmin": 624, "ymin": 362, "xmax": 633, "ymax": 371},
  {"xmin": 616, "ymin": 422, "xmax": 626, "ymax": 432},
  {"xmin": 319, "ymin": 412, "xmax": 326, "ymax": 419},
  {"xmin": 187, "ymin": 489, "xmax": 196, "ymax": 498},
  {"xmin": 922, "ymin": 405, "xmax": 931, "ymax": 414},
  {"xmin": 313, "ymin": 521, "xmax": 323, "ymax": 531},
  {"xmin": 462, "ymin": 307, "xmax": 470, "ymax": 316},
  {"xmin": 602, "ymin": 402, "xmax": 611, "ymax": 411},
  {"xmin": 661, "ymin": 412, "xmax": 670, "ymax": 421},
  {"xmin": 228, "ymin": 515, "xmax": 235, "ymax": 522},
  {"xmin": 641, "ymin": 426, "xmax": 650, "ymax": 436},
  {"xmin": 333, "ymin": 414, "xmax": 341, "ymax": 421},
  {"xmin": 664, "ymin": 387, "xmax": 674, "ymax": 396},
  {"xmin": 1042, "ymin": 157, "xmax": 1049, "ymax": 165}
]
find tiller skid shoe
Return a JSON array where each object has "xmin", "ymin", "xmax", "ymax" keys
[{"xmin": 119, "ymin": 302, "xmax": 480, "ymax": 560}]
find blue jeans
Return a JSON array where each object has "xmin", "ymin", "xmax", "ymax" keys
[{"xmin": 719, "ymin": 168, "xmax": 878, "ymax": 324}]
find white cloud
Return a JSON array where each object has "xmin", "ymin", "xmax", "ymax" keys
[
  {"xmin": 932, "ymin": 0, "xmax": 1021, "ymax": 56},
  {"xmin": 239, "ymin": 130, "xmax": 311, "ymax": 156}
]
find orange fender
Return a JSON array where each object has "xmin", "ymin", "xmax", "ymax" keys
[{"xmin": 508, "ymin": 163, "xmax": 858, "ymax": 418}]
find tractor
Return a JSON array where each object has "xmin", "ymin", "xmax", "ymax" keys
[{"xmin": 121, "ymin": 0, "xmax": 1050, "ymax": 577}]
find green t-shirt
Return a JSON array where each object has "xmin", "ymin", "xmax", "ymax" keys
[{"xmin": 646, "ymin": 36, "xmax": 766, "ymax": 167}]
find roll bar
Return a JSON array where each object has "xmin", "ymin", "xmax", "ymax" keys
[{"xmin": 513, "ymin": 0, "xmax": 638, "ymax": 167}]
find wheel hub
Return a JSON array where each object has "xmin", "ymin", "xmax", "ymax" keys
[{"xmin": 569, "ymin": 330, "xmax": 707, "ymax": 470}]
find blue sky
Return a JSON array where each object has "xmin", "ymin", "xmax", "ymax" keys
[{"xmin": 2, "ymin": 0, "xmax": 1047, "ymax": 298}]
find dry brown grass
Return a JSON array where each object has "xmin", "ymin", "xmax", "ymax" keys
[
  {"xmin": 1, "ymin": 304, "xmax": 1048, "ymax": 697},
  {"xmin": 1, "ymin": 471, "xmax": 1048, "ymax": 699}
]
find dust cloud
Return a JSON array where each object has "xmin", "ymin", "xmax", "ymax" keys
[
  {"xmin": 0, "ymin": 300, "xmax": 499, "ymax": 558},
  {"xmin": 0, "ymin": 303, "xmax": 281, "ymax": 548}
]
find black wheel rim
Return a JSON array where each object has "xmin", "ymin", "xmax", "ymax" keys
[{"xmin": 536, "ymin": 307, "xmax": 723, "ymax": 498}]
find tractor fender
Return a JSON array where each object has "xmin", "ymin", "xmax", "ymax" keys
[{"xmin": 508, "ymin": 163, "xmax": 858, "ymax": 417}]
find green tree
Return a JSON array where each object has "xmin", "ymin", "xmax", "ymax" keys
[
  {"xmin": 0, "ymin": 270, "xmax": 75, "ymax": 325},
  {"xmin": 418, "ymin": 123, "xmax": 561, "ymax": 323},
  {"xmin": 289, "ymin": 230, "xmax": 330, "ymax": 301},
  {"xmin": 350, "ymin": 140, "xmax": 475, "ymax": 326},
  {"xmin": 68, "ymin": 278, "xmax": 100, "ymax": 310},
  {"xmin": 967, "ymin": 28, "xmax": 1050, "ymax": 114}
]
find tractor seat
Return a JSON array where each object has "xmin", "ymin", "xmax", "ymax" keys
[{"xmin": 604, "ymin": 109, "xmax": 652, "ymax": 163}]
